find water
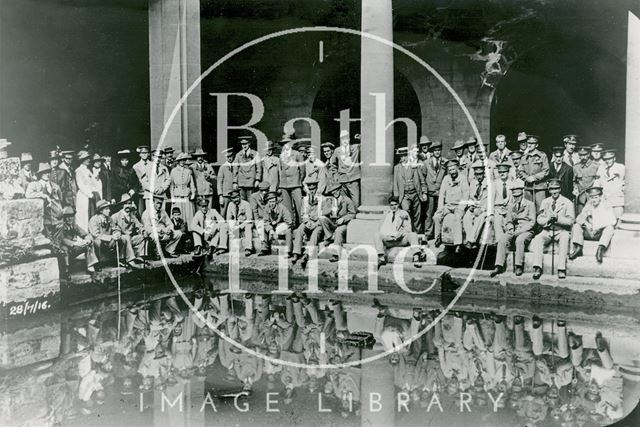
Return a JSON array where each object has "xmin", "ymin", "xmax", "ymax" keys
[{"xmin": 1, "ymin": 275, "xmax": 639, "ymax": 427}]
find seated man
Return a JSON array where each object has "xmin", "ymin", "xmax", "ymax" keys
[
  {"xmin": 568, "ymin": 186, "xmax": 617, "ymax": 263},
  {"xmin": 256, "ymin": 191, "xmax": 293, "ymax": 256},
  {"xmin": 226, "ymin": 188, "xmax": 254, "ymax": 256},
  {"xmin": 490, "ymin": 179, "xmax": 536, "ymax": 277},
  {"xmin": 141, "ymin": 195, "xmax": 183, "ymax": 258},
  {"xmin": 26, "ymin": 163, "xmax": 64, "ymax": 236},
  {"xmin": 319, "ymin": 182, "xmax": 356, "ymax": 262},
  {"xmin": 110, "ymin": 194, "xmax": 148, "ymax": 258},
  {"xmin": 191, "ymin": 198, "xmax": 227, "ymax": 256},
  {"xmin": 292, "ymin": 181, "xmax": 323, "ymax": 268},
  {"xmin": 170, "ymin": 206, "xmax": 191, "ymax": 254},
  {"xmin": 250, "ymin": 181, "xmax": 271, "ymax": 220},
  {"xmin": 374, "ymin": 195, "xmax": 424, "ymax": 267},
  {"xmin": 530, "ymin": 179, "xmax": 575, "ymax": 280},
  {"xmin": 492, "ymin": 162, "xmax": 515, "ymax": 240},
  {"xmin": 54, "ymin": 206, "xmax": 98, "ymax": 274},
  {"xmin": 88, "ymin": 200, "xmax": 142, "ymax": 269},
  {"xmin": 433, "ymin": 159, "xmax": 469, "ymax": 248},
  {"xmin": 462, "ymin": 160, "xmax": 490, "ymax": 248}
]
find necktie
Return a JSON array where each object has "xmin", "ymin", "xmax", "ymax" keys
[
  {"xmin": 475, "ymin": 182, "xmax": 482, "ymax": 199},
  {"xmin": 502, "ymin": 181, "xmax": 507, "ymax": 199},
  {"xmin": 392, "ymin": 212, "xmax": 396, "ymax": 224}
]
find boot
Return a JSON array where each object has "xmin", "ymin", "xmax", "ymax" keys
[
  {"xmin": 532, "ymin": 266, "xmax": 542, "ymax": 280},
  {"xmin": 434, "ymin": 237, "xmax": 441, "ymax": 248},
  {"xmin": 514, "ymin": 265, "xmax": 524, "ymax": 276},
  {"xmin": 596, "ymin": 245, "xmax": 605, "ymax": 263},
  {"xmin": 490, "ymin": 265, "xmax": 504, "ymax": 278},
  {"xmin": 568, "ymin": 244, "xmax": 583, "ymax": 260},
  {"xmin": 557, "ymin": 269, "xmax": 566, "ymax": 279}
]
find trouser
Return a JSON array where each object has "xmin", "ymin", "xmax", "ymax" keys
[
  {"xmin": 155, "ymin": 230, "xmax": 183, "ymax": 255},
  {"xmin": 129, "ymin": 234, "xmax": 147, "ymax": 257},
  {"xmin": 192, "ymin": 223, "xmax": 228, "ymax": 250},
  {"xmin": 529, "ymin": 322, "xmax": 569, "ymax": 358},
  {"xmin": 292, "ymin": 222, "xmax": 322, "ymax": 256},
  {"xmin": 93, "ymin": 235, "xmax": 136, "ymax": 264},
  {"xmin": 373, "ymin": 231, "xmax": 420, "ymax": 256},
  {"xmin": 280, "ymin": 187, "xmax": 303, "ymax": 226},
  {"xmin": 493, "ymin": 321, "xmax": 508, "ymax": 354},
  {"xmin": 340, "ymin": 180, "xmax": 360, "ymax": 208},
  {"xmin": 493, "ymin": 208, "xmax": 508, "ymax": 241},
  {"xmin": 256, "ymin": 222, "xmax": 292, "ymax": 253},
  {"xmin": 462, "ymin": 321, "xmax": 486, "ymax": 351},
  {"xmin": 331, "ymin": 301, "xmax": 347, "ymax": 332},
  {"xmin": 530, "ymin": 228, "xmax": 570, "ymax": 270},
  {"xmin": 433, "ymin": 207, "xmax": 464, "ymax": 245},
  {"xmin": 433, "ymin": 316, "xmax": 463, "ymax": 348},
  {"xmin": 400, "ymin": 191, "xmax": 421, "ymax": 234},
  {"xmin": 424, "ymin": 194, "xmax": 438, "ymax": 237},
  {"xmin": 612, "ymin": 206, "xmax": 623, "ymax": 218},
  {"xmin": 524, "ymin": 188, "xmax": 545, "ymax": 210},
  {"xmin": 462, "ymin": 209, "xmax": 488, "ymax": 244},
  {"xmin": 494, "ymin": 230, "xmax": 534, "ymax": 267},
  {"xmin": 228, "ymin": 223, "xmax": 253, "ymax": 251},
  {"xmin": 220, "ymin": 196, "xmax": 230, "ymax": 218},
  {"xmin": 318, "ymin": 216, "xmax": 347, "ymax": 246},
  {"xmin": 239, "ymin": 187, "xmax": 254, "ymax": 202},
  {"xmin": 62, "ymin": 243, "xmax": 99, "ymax": 269},
  {"xmin": 571, "ymin": 223, "xmax": 614, "ymax": 249}
]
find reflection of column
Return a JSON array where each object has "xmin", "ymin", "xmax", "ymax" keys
[
  {"xmin": 149, "ymin": 0, "xmax": 202, "ymax": 152},
  {"xmin": 360, "ymin": 348, "xmax": 395, "ymax": 427}
]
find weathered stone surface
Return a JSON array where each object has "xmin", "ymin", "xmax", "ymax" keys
[
  {"xmin": 0, "ymin": 257, "xmax": 59, "ymax": 306},
  {"xmin": 0, "ymin": 157, "xmax": 20, "ymax": 181},
  {"xmin": 0, "ymin": 198, "xmax": 45, "ymax": 252},
  {"xmin": 0, "ymin": 320, "xmax": 60, "ymax": 369}
]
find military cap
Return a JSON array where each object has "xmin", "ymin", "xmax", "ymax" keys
[
  {"xmin": 465, "ymin": 137, "xmax": 478, "ymax": 146},
  {"xmin": 222, "ymin": 147, "xmax": 234, "ymax": 156},
  {"xmin": 547, "ymin": 178, "xmax": 561, "ymax": 189},
  {"xmin": 511, "ymin": 179, "xmax": 525, "ymax": 190},
  {"xmin": 95, "ymin": 200, "xmax": 111, "ymax": 211},
  {"xmin": 306, "ymin": 180, "xmax": 318, "ymax": 189},
  {"xmin": 258, "ymin": 181, "xmax": 271, "ymax": 190},
  {"xmin": 496, "ymin": 162, "xmax": 512, "ymax": 172},
  {"xmin": 294, "ymin": 140, "xmax": 310, "ymax": 151},
  {"xmin": 62, "ymin": 206, "xmax": 75, "ymax": 217},
  {"xmin": 451, "ymin": 140, "xmax": 466, "ymax": 150},
  {"xmin": 150, "ymin": 148, "xmax": 163, "ymax": 157},
  {"xmin": 577, "ymin": 146, "xmax": 591, "ymax": 155},
  {"xmin": 197, "ymin": 198, "xmax": 208, "ymax": 207},
  {"xmin": 563, "ymin": 134, "xmax": 578, "ymax": 144},
  {"xmin": 320, "ymin": 142, "xmax": 335, "ymax": 149},
  {"xmin": 239, "ymin": 135, "xmax": 252, "ymax": 144},
  {"xmin": 590, "ymin": 143, "xmax": 604, "ymax": 152},
  {"xmin": 326, "ymin": 182, "xmax": 341, "ymax": 194},
  {"xmin": 586, "ymin": 186, "xmax": 603, "ymax": 196},
  {"xmin": 418, "ymin": 136, "xmax": 432, "ymax": 146},
  {"xmin": 229, "ymin": 189, "xmax": 240, "ymax": 196},
  {"xmin": 136, "ymin": 145, "xmax": 150, "ymax": 153},
  {"xmin": 339, "ymin": 129, "xmax": 350, "ymax": 139},
  {"xmin": 395, "ymin": 147, "xmax": 408, "ymax": 156},
  {"xmin": 163, "ymin": 147, "xmax": 175, "ymax": 154},
  {"xmin": 510, "ymin": 151, "xmax": 523, "ymax": 159},
  {"xmin": 428, "ymin": 141, "xmax": 443, "ymax": 151},
  {"xmin": 192, "ymin": 148, "xmax": 207, "ymax": 157},
  {"xmin": 445, "ymin": 158, "xmax": 460, "ymax": 167},
  {"xmin": 551, "ymin": 146, "xmax": 564, "ymax": 156},
  {"xmin": 266, "ymin": 191, "xmax": 279, "ymax": 201},
  {"xmin": 175, "ymin": 152, "xmax": 191, "ymax": 162},
  {"xmin": 602, "ymin": 149, "xmax": 616, "ymax": 159},
  {"xmin": 117, "ymin": 149, "xmax": 132, "ymax": 156},
  {"xmin": 388, "ymin": 195, "xmax": 400, "ymax": 204},
  {"xmin": 471, "ymin": 159, "xmax": 485, "ymax": 170},
  {"xmin": 526, "ymin": 135, "xmax": 540, "ymax": 144},
  {"xmin": 49, "ymin": 150, "xmax": 60, "ymax": 160},
  {"xmin": 517, "ymin": 132, "xmax": 528, "ymax": 142}
]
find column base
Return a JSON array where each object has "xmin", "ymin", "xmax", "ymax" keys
[
  {"xmin": 346, "ymin": 205, "xmax": 387, "ymax": 245},
  {"xmin": 618, "ymin": 212, "xmax": 640, "ymax": 231}
]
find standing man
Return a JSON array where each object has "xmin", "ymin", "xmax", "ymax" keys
[
  {"xmin": 421, "ymin": 141, "xmax": 446, "ymax": 239},
  {"xmin": 373, "ymin": 196, "xmax": 423, "ymax": 267},
  {"xmin": 303, "ymin": 146, "xmax": 328, "ymax": 196},
  {"xmin": 19, "ymin": 152, "xmax": 35, "ymax": 191},
  {"xmin": 217, "ymin": 148, "xmax": 235, "ymax": 217},
  {"xmin": 148, "ymin": 149, "xmax": 171, "ymax": 211},
  {"xmin": 433, "ymin": 159, "xmax": 469, "ymax": 249},
  {"xmin": 49, "ymin": 151, "xmax": 72, "ymax": 208},
  {"xmin": 132, "ymin": 145, "xmax": 151, "ymax": 213},
  {"xmin": 451, "ymin": 140, "xmax": 469, "ymax": 181},
  {"xmin": 517, "ymin": 135, "xmax": 549, "ymax": 209},
  {"xmin": 291, "ymin": 181, "xmax": 323, "ymax": 268},
  {"xmin": 573, "ymin": 146, "xmax": 599, "ymax": 215},
  {"xmin": 233, "ymin": 135, "xmax": 262, "ymax": 202},
  {"xmin": 596, "ymin": 149, "xmax": 625, "ymax": 218},
  {"xmin": 562, "ymin": 135, "xmax": 580, "ymax": 167},
  {"xmin": 320, "ymin": 142, "xmax": 337, "ymax": 190},
  {"xmin": 226, "ymin": 189, "xmax": 255, "ymax": 257},
  {"xmin": 330, "ymin": 130, "xmax": 361, "ymax": 207},
  {"xmin": 590, "ymin": 143, "xmax": 605, "ymax": 168},
  {"xmin": 112, "ymin": 149, "xmax": 139, "ymax": 204},
  {"xmin": 393, "ymin": 147, "xmax": 424, "ymax": 234},
  {"xmin": 59, "ymin": 150, "xmax": 77, "ymax": 207},
  {"xmin": 417, "ymin": 136, "xmax": 432, "ymax": 161},
  {"xmin": 490, "ymin": 179, "xmax": 535, "ymax": 277},
  {"xmin": 489, "ymin": 134, "xmax": 512, "ymax": 180},
  {"xmin": 530, "ymin": 179, "xmax": 575, "ymax": 280},
  {"xmin": 261, "ymin": 141, "xmax": 280, "ymax": 192},
  {"xmin": 170, "ymin": 153, "xmax": 197, "ymax": 226},
  {"xmin": 462, "ymin": 161, "xmax": 490, "ymax": 249},
  {"xmin": 548, "ymin": 146, "xmax": 574, "ymax": 201},
  {"xmin": 465, "ymin": 137, "xmax": 480, "ymax": 164},
  {"xmin": 191, "ymin": 148, "xmax": 216, "ymax": 208},
  {"xmin": 278, "ymin": 133, "xmax": 305, "ymax": 226},
  {"xmin": 568, "ymin": 186, "xmax": 617, "ymax": 264},
  {"xmin": 516, "ymin": 132, "xmax": 528, "ymax": 155},
  {"xmin": 319, "ymin": 182, "xmax": 356, "ymax": 262},
  {"xmin": 99, "ymin": 155, "xmax": 113, "ymax": 204},
  {"xmin": 492, "ymin": 162, "xmax": 515, "ymax": 239}
]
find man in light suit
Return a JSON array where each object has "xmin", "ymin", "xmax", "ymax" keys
[
  {"xmin": 278, "ymin": 133, "xmax": 305, "ymax": 227},
  {"xmin": 261, "ymin": 141, "xmax": 280, "ymax": 192},
  {"xmin": 217, "ymin": 148, "xmax": 235, "ymax": 217},
  {"xmin": 132, "ymin": 145, "xmax": 151, "ymax": 213},
  {"xmin": 374, "ymin": 195, "xmax": 423, "ymax": 267},
  {"xmin": 419, "ymin": 141, "xmax": 446, "ymax": 239},
  {"xmin": 393, "ymin": 146, "xmax": 425, "ymax": 234},
  {"xmin": 433, "ymin": 159, "xmax": 470, "ymax": 249},
  {"xmin": 330, "ymin": 130, "xmax": 361, "ymax": 207},
  {"xmin": 233, "ymin": 136, "xmax": 262, "ymax": 201}
]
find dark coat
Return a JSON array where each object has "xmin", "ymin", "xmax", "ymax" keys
[{"xmin": 548, "ymin": 162, "xmax": 574, "ymax": 201}]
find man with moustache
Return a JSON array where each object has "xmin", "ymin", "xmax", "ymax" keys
[{"xmin": 233, "ymin": 135, "xmax": 262, "ymax": 201}]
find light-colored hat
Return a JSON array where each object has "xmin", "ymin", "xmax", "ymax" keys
[
  {"xmin": 547, "ymin": 178, "xmax": 561, "ymax": 189},
  {"xmin": 117, "ymin": 149, "xmax": 132, "ymax": 156},
  {"xmin": 192, "ymin": 148, "xmax": 207, "ymax": 156},
  {"xmin": 36, "ymin": 163, "xmax": 51, "ymax": 175},
  {"xmin": 418, "ymin": 136, "xmax": 432, "ymax": 146},
  {"xmin": 339, "ymin": 130, "xmax": 349, "ymax": 138},
  {"xmin": 517, "ymin": 132, "xmax": 527, "ymax": 142},
  {"xmin": 119, "ymin": 193, "xmax": 132, "ymax": 204},
  {"xmin": 526, "ymin": 135, "xmax": 540, "ymax": 144},
  {"xmin": 175, "ymin": 152, "xmax": 192, "ymax": 161},
  {"xmin": 222, "ymin": 147, "xmax": 234, "ymax": 156},
  {"xmin": 471, "ymin": 160, "xmax": 485, "ymax": 170},
  {"xmin": 62, "ymin": 206, "xmax": 75, "ymax": 216},
  {"xmin": 563, "ymin": 134, "xmax": 578, "ymax": 144},
  {"xmin": 451, "ymin": 140, "xmax": 466, "ymax": 151},
  {"xmin": 95, "ymin": 200, "xmax": 111, "ymax": 211},
  {"xmin": 77, "ymin": 150, "xmax": 91, "ymax": 161},
  {"xmin": 21, "ymin": 152, "xmax": 33, "ymax": 162}
]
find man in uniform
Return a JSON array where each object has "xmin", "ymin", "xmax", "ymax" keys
[
  {"xmin": 190, "ymin": 198, "xmax": 227, "ymax": 256},
  {"xmin": 562, "ymin": 134, "xmax": 580, "ymax": 167},
  {"xmin": 330, "ymin": 130, "xmax": 361, "ymax": 207},
  {"xmin": 433, "ymin": 159, "xmax": 470, "ymax": 248},
  {"xmin": 112, "ymin": 149, "xmax": 139, "ymax": 205},
  {"xmin": 233, "ymin": 135, "xmax": 262, "ymax": 201},
  {"xmin": 249, "ymin": 181, "xmax": 271, "ymax": 220},
  {"xmin": 573, "ymin": 146, "xmax": 600, "ymax": 214},
  {"xmin": 291, "ymin": 181, "xmax": 323, "ymax": 268},
  {"xmin": 492, "ymin": 162, "xmax": 515, "ymax": 240},
  {"xmin": 590, "ymin": 143, "xmax": 605, "ymax": 168},
  {"xmin": 132, "ymin": 146, "xmax": 151, "ymax": 213},
  {"xmin": 451, "ymin": 140, "xmax": 469, "ymax": 181},
  {"xmin": 393, "ymin": 147, "xmax": 425, "ymax": 234},
  {"xmin": 596, "ymin": 149, "xmax": 625, "ymax": 218},
  {"xmin": 517, "ymin": 135, "xmax": 549, "ymax": 209},
  {"xmin": 462, "ymin": 160, "xmax": 490, "ymax": 249},
  {"xmin": 548, "ymin": 146, "xmax": 574, "ymax": 200},
  {"xmin": 261, "ymin": 141, "xmax": 279, "ymax": 192},
  {"xmin": 374, "ymin": 195, "xmax": 423, "ymax": 266},
  {"xmin": 141, "ymin": 195, "xmax": 183, "ymax": 258},
  {"xmin": 490, "ymin": 179, "xmax": 536, "ymax": 277},
  {"xmin": 420, "ymin": 141, "xmax": 446, "ymax": 239},
  {"xmin": 110, "ymin": 194, "xmax": 148, "ymax": 258},
  {"xmin": 88, "ymin": 200, "xmax": 142, "ymax": 268},
  {"xmin": 191, "ymin": 148, "xmax": 216, "ymax": 208},
  {"xmin": 278, "ymin": 133, "xmax": 305, "ymax": 226},
  {"xmin": 303, "ymin": 146, "xmax": 328, "ymax": 195},
  {"xmin": 256, "ymin": 192, "xmax": 293, "ymax": 256},
  {"xmin": 320, "ymin": 182, "xmax": 356, "ymax": 262},
  {"xmin": 226, "ymin": 188, "xmax": 255, "ymax": 257},
  {"xmin": 217, "ymin": 147, "xmax": 235, "ymax": 217},
  {"xmin": 54, "ymin": 206, "xmax": 97, "ymax": 274},
  {"xmin": 530, "ymin": 179, "xmax": 575, "ymax": 280},
  {"xmin": 569, "ymin": 186, "xmax": 617, "ymax": 263},
  {"xmin": 59, "ymin": 150, "xmax": 77, "ymax": 207},
  {"xmin": 489, "ymin": 134, "xmax": 512, "ymax": 179},
  {"xmin": 516, "ymin": 132, "xmax": 528, "ymax": 154}
]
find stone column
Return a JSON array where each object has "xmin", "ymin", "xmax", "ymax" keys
[
  {"xmin": 347, "ymin": 0, "xmax": 394, "ymax": 244},
  {"xmin": 149, "ymin": 0, "xmax": 202, "ymax": 153}
]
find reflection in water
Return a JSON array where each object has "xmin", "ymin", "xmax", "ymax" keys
[{"xmin": 0, "ymin": 282, "xmax": 638, "ymax": 426}]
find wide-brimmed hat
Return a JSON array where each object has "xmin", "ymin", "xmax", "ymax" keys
[
  {"xmin": 192, "ymin": 148, "xmax": 207, "ymax": 156},
  {"xmin": 77, "ymin": 150, "xmax": 91, "ymax": 161},
  {"xmin": 175, "ymin": 152, "xmax": 192, "ymax": 161},
  {"xmin": 263, "ymin": 141, "xmax": 276, "ymax": 152},
  {"xmin": 96, "ymin": 200, "xmax": 111, "ymax": 211},
  {"xmin": 465, "ymin": 137, "xmax": 478, "ymax": 147},
  {"xmin": 429, "ymin": 141, "xmax": 443, "ymax": 152},
  {"xmin": 471, "ymin": 159, "xmax": 485, "ymax": 170},
  {"xmin": 451, "ymin": 140, "xmax": 466, "ymax": 151},
  {"xmin": 511, "ymin": 179, "xmax": 525, "ymax": 190},
  {"xmin": 445, "ymin": 158, "xmax": 460, "ymax": 167},
  {"xmin": 119, "ymin": 193, "xmax": 132, "ymax": 204},
  {"xmin": 62, "ymin": 206, "xmax": 75, "ymax": 217},
  {"xmin": 418, "ymin": 136, "xmax": 432, "ymax": 146},
  {"xmin": 516, "ymin": 132, "xmax": 527, "ymax": 142},
  {"xmin": 36, "ymin": 163, "xmax": 51, "ymax": 176},
  {"xmin": 279, "ymin": 132, "xmax": 296, "ymax": 144}
]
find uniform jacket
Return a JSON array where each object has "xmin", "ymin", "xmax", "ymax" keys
[
  {"xmin": 536, "ymin": 195, "xmax": 575, "ymax": 231},
  {"xmin": 504, "ymin": 197, "xmax": 536, "ymax": 235},
  {"xmin": 596, "ymin": 162, "xmax": 625, "ymax": 208},
  {"xmin": 437, "ymin": 175, "xmax": 470, "ymax": 211},
  {"xmin": 190, "ymin": 209, "xmax": 224, "ymax": 235},
  {"xmin": 260, "ymin": 203, "xmax": 293, "ymax": 228},
  {"xmin": 141, "ymin": 208, "xmax": 173, "ymax": 234},
  {"xmin": 303, "ymin": 159, "xmax": 328, "ymax": 195},
  {"xmin": 226, "ymin": 199, "xmax": 253, "ymax": 222},
  {"xmin": 573, "ymin": 160, "xmax": 599, "ymax": 195},
  {"xmin": 233, "ymin": 149, "xmax": 262, "ymax": 188},
  {"xmin": 59, "ymin": 163, "xmax": 77, "ymax": 205},
  {"xmin": 563, "ymin": 150, "xmax": 580, "ymax": 167},
  {"xmin": 112, "ymin": 164, "xmax": 139, "ymax": 202},
  {"xmin": 393, "ymin": 162, "xmax": 425, "ymax": 203},
  {"xmin": 548, "ymin": 162, "xmax": 574, "ymax": 200},
  {"xmin": 489, "ymin": 148, "xmax": 512, "ymax": 165},
  {"xmin": 50, "ymin": 167, "xmax": 72, "ymax": 206},
  {"xmin": 132, "ymin": 159, "xmax": 151, "ymax": 194},
  {"xmin": 53, "ymin": 222, "xmax": 89, "ymax": 248},
  {"xmin": 278, "ymin": 149, "xmax": 304, "ymax": 189},
  {"xmin": 420, "ymin": 156, "xmax": 446, "ymax": 195},
  {"xmin": 249, "ymin": 192, "xmax": 267, "ymax": 220},
  {"xmin": 216, "ymin": 162, "xmax": 234, "ymax": 197},
  {"xmin": 575, "ymin": 201, "xmax": 617, "ymax": 230},
  {"xmin": 468, "ymin": 177, "xmax": 490, "ymax": 213},
  {"xmin": 493, "ymin": 178, "xmax": 515, "ymax": 211},
  {"xmin": 300, "ymin": 194, "xmax": 324, "ymax": 223},
  {"xmin": 191, "ymin": 162, "xmax": 216, "ymax": 196},
  {"xmin": 150, "ymin": 165, "xmax": 171, "ymax": 197},
  {"xmin": 170, "ymin": 165, "xmax": 196, "ymax": 198},
  {"xmin": 111, "ymin": 209, "xmax": 144, "ymax": 236},
  {"xmin": 88, "ymin": 213, "xmax": 114, "ymax": 240},
  {"xmin": 322, "ymin": 195, "xmax": 356, "ymax": 223},
  {"xmin": 330, "ymin": 144, "xmax": 361, "ymax": 183},
  {"xmin": 518, "ymin": 149, "xmax": 549, "ymax": 190},
  {"xmin": 261, "ymin": 154, "xmax": 280, "ymax": 192}
]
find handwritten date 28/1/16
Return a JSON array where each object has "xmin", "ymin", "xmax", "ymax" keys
[{"xmin": 8, "ymin": 299, "xmax": 50, "ymax": 316}]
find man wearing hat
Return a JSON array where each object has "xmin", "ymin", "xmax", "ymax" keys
[
  {"xmin": 233, "ymin": 135, "xmax": 262, "ymax": 202},
  {"xmin": 26, "ymin": 163, "xmax": 64, "ymax": 234},
  {"xmin": 451, "ymin": 140, "xmax": 469, "ymax": 181},
  {"xmin": 595, "ymin": 149, "xmax": 625, "ymax": 218},
  {"xmin": 112, "ymin": 149, "xmax": 139, "ymax": 204},
  {"xmin": 464, "ymin": 137, "xmax": 481, "ymax": 164},
  {"xmin": 319, "ymin": 182, "xmax": 356, "ymax": 261},
  {"xmin": 303, "ymin": 145, "xmax": 328, "ymax": 196},
  {"xmin": 226, "ymin": 188, "xmax": 255, "ymax": 256},
  {"xmin": 490, "ymin": 179, "xmax": 536, "ymax": 277},
  {"xmin": 573, "ymin": 146, "xmax": 599, "ymax": 214},
  {"xmin": 53, "ymin": 206, "xmax": 97, "ymax": 274},
  {"xmin": 516, "ymin": 132, "xmax": 528, "ymax": 154},
  {"xmin": 278, "ymin": 133, "xmax": 305, "ymax": 226},
  {"xmin": 249, "ymin": 181, "xmax": 272, "ymax": 221},
  {"xmin": 48, "ymin": 150, "xmax": 72, "ymax": 207},
  {"xmin": 162, "ymin": 147, "xmax": 175, "ymax": 167},
  {"xmin": 142, "ymin": 194, "xmax": 183, "ymax": 258},
  {"xmin": 393, "ymin": 146, "xmax": 425, "ymax": 234},
  {"xmin": 111, "ymin": 194, "xmax": 148, "ymax": 258},
  {"xmin": 433, "ymin": 158, "xmax": 470, "ymax": 248},
  {"xmin": 590, "ymin": 143, "xmax": 605, "ymax": 168},
  {"xmin": 492, "ymin": 162, "xmax": 515, "ymax": 238},
  {"xmin": 374, "ymin": 195, "xmax": 423, "ymax": 266},
  {"xmin": 217, "ymin": 147, "xmax": 236, "ymax": 216},
  {"xmin": 462, "ymin": 160, "xmax": 491, "ymax": 249},
  {"xmin": 517, "ymin": 135, "xmax": 549, "ymax": 209},
  {"xmin": 170, "ymin": 152, "xmax": 196, "ymax": 226},
  {"xmin": 259, "ymin": 141, "xmax": 279, "ymax": 193},
  {"xmin": 88, "ymin": 200, "xmax": 142, "ymax": 268},
  {"xmin": 146, "ymin": 149, "xmax": 171, "ymax": 212},
  {"xmin": 132, "ymin": 146, "xmax": 151, "ymax": 212},
  {"xmin": 548, "ymin": 146, "xmax": 574, "ymax": 201},
  {"xmin": 255, "ymin": 191, "xmax": 293, "ymax": 256},
  {"xmin": 329, "ymin": 130, "xmax": 361, "ymax": 207},
  {"xmin": 417, "ymin": 136, "xmax": 432, "ymax": 162},
  {"xmin": 530, "ymin": 179, "xmax": 575, "ymax": 279},
  {"xmin": 320, "ymin": 141, "xmax": 338, "ymax": 191},
  {"xmin": 190, "ymin": 149, "xmax": 216, "ymax": 208},
  {"xmin": 19, "ymin": 152, "xmax": 35, "ymax": 191},
  {"xmin": 191, "ymin": 197, "xmax": 227, "ymax": 257},
  {"xmin": 562, "ymin": 135, "xmax": 580, "ymax": 167},
  {"xmin": 419, "ymin": 141, "xmax": 446, "ymax": 238},
  {"xmin": 568, "ymin": 186, "xmax": 617, "ymax": 263},
  {"xmin": 291, "ymin": 180, "xmax": 323, "ymax": 267}
]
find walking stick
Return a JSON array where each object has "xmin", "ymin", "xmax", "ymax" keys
[
  {"xmin": 115, "ymin": 242, "xmax": 121, "ymax": 341},
  {"xmin": 551, "ymin": 218, "xmax": 556, "ymax": 276}
]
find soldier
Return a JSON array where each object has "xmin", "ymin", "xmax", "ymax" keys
[
  {"xmin": 170, "ymin": 153, "xmax": 196, "ymax": 226},
  {"xmin": 249, "ymin": 181, "xmax": 271, "ymax": 220},
  {"xmin": 374, "ymin": 195, "xmax": 423, "ymax": 267},
  {"xmin": 490, "ymin": 179, "xmax": 536, "ymax": 277},
  {"xmin": 393, "ymin": 147, "xmax": 425, "ymax": 234},
  {"xmin": 433, "ymin": 159, "xmax": 470, "ymax": 248},
  {"xmin": 451, "ymin": 140, "xmax": 469, "ymax": 181},
  {"xmin": 132, "ymin": 145, "xmax": 151, "ymax": 212},
  {"xmin": 26, "ymin": 163, "xmax": 64, "ymax": 235},
  {"xmin": 256, "ymin": 191, "xmax": 293, "ymax": 256},
  {"xmin": 278, "ymin": 133, "xmax": 305, "ymax": 226},
  {"xmin": 590, "ymin": 143, "xmax": 605, "ymax": 168},
  {"xmin": 233, "ymin": 135, "xmax": 262, "ymax": 201},
  {"xmin": 190, "ymin": 198, "xmax": 227, "ymax": 256},
  {"xmin": 54, "ymin": 206, "xmax": 97, "ymax": 274},
  {"xmin": 148, "ymin": 149, "xmax": 171, "ymax": 210},
  {"xmin": 569, "ymin": 186, "xmax": 617, "ymax": 263},
  {"xmin": 88, "ymin": 200, "xmax": 142, "ymax": 269},
  {"xmin": 18, "ymin": 152, "xmax": 35, "ymax": 191},
  {"xmin": 59, "ymin": 150, "xmax": 77, "ymax": 207},
  {"xmin": 516, "ymin": 131, "xmax": 528, "ymax": 154},
  {"xmin": 320, "ymin": 182, "xmax": 356, "ymax": 262},
  {"xmin": 110, "ymin": 194, "xmax": 148, "ymax": 258},
  {"xmin": 330, "ymin": 130, "xmax": 361, "ymax": 207},
  {"xmin": 303, "ymin": 146, "xmax": 328, "ymax": 195},
  {"xmin": 421, "ymin": 141, "xmax": 446, "ymax": 239},
  {"xmin": 530, "ymin": 179, "xmax": 575, "ymax": 280},
  {"xmin": 260, "ymin": 140, "xmax": 279, "ymax": 192},
  {"xmin": 517, "ymin": 135, "xmax": 549, "ymax": 209},
  {"xmin": 596, "ymin": 149, "xmax": 625, "ymax": 218},
  {"xmin": 163, "ymin": 147, "xmax": 175, "ymax": 169},
  {"xmin": 217, "ymin": 147, "xmax": 235, "ymax": 217},
  {"xmin": 226, "ymin": 188, "xmax": 255, "ymax": 257},
  {"xmin": 191, "ymin": 148, "xmax": 216, "ymax": 208},
  {"xmin": 573, "ymin": 146, "xmax": 600, "ymax": 214},
  {"xmin": 489, "ymin": 134, "xmax": 512, "ymax": 168},
  {"xmin": 548, "ymin": 146, "xmax": 574, "ymax": 200},
  {"xmin": 492, "ymin": 162, "xmax": 515, "ymax": 239},
  {"xmin": 112, "ymin": 149, "xmax": 139, "ymax": 205},
  {"xmin": 141, "ymin": 195, "xmax": 183, "ymax": 258},
  {"xmin": 562, "ymin": 134, "xmax": 580, "ymax": 167},
  {"xmin": 462, "ymin": 160, "xmax": 490, "ymax": 249},
  {"xmin": 291, "ymin": 181, "xmax": 324, "ymax": 268}
]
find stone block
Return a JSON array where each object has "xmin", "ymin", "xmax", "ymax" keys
[
  {"xmin": 0, "ymin": 199, "xmax": 44, "ymax": 251},
  {"xmin": 0, "ymin": 157, "xmax": 20, "ymax": 181},
  {"xmin": 0, "ymin": 257, "xmax": 60, "ymax": 317},
  {"xmin": 0, "ymin": 319, "xmax": 60, "ymax": 370}
]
